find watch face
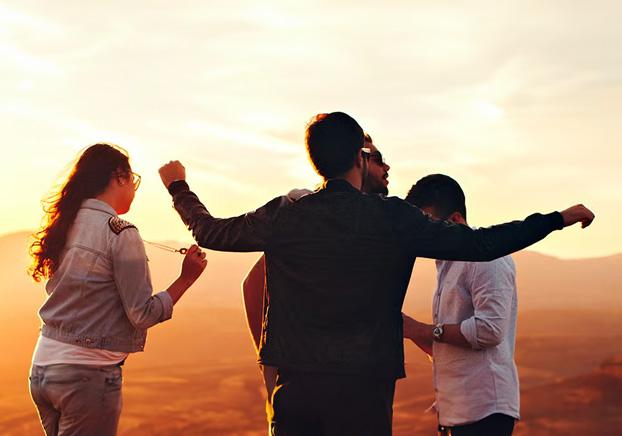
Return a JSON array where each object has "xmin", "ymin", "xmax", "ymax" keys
[{"xmin": 433, "ymin": 325, "xmax": 443, "ymax": 339}]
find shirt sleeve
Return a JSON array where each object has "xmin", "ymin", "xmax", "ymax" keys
[
  {"xmin": 111, "ymin": 227, "xmax": 174, "ymax": 329},
  {"xmin": 388, "ymin": 197, "xmax": 564, "ymax": 261},
  {"xmin": 459, "ymin": 259, "xmax": 516, "ymax": 350},
  {"xmin": 168, "ymin": 181, "xmax": 287, "ymax": 252}
]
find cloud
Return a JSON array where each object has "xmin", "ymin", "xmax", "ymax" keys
[{"xmin": 1, "ymin": 0, "xmax": 620, "ymax": 257}]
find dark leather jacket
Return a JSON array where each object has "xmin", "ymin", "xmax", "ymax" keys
[{"xmin": 169, "ymin": 179, "xmax": 563, "ymax": 379}]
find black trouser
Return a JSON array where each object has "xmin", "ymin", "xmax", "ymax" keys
[
  {"xmin": 439, "ymin": 413, "xmax": 515, "ymax": 436},
  {"xmin": 269, "ymin": 370, "xmax": 396, "ymax": 436}
]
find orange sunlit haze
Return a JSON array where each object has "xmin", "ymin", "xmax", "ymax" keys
[{"xmin": 1, "ymin": 2, "xmax": 621, "ymax": 436}]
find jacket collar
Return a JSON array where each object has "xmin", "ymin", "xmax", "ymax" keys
[
  {"xmin": 321, "ymin": 178, "xmax": 360, "ymax": 193},
  {"xmin": 81, "ymin": 198, "xmax": 118, "ymax": 217}
]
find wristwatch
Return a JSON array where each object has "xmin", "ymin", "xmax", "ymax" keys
[{"xmin": 432, "ymin": 323, "xmax": 444, "ymax": 342}]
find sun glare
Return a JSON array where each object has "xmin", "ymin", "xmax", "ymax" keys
[{"xmin": 474, "ymin": 100, "xmax": 505, "ymax": 122}]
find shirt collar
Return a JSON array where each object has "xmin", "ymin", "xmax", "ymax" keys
[{"xmin": 81, "ymin": 198, "xmax": 118, "ymax": 217}]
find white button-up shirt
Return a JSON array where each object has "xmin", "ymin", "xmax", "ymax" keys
[{"xmin": 432, "ymin": 255, "xmax": 520, "ymax": 426}]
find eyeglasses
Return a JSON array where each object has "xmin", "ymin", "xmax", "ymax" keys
[
  {"xmin": 361, "ymin": 148, "xmax": 387, "ymax": 165},
  {"xmin": 130, "ymin": 172, "xmax": 141, "ymax": 191},
  {"xmin": 116, "ymin": 171, "xmax": 141, "ymax": 191}
]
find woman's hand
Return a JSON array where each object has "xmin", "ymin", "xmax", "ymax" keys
[
  {"xmin": 181, "ymin": 244, "xmax": 207, "ymax": 284},
  {"xmin": 166, "ymin": 245, "xmax": 207, "ymax": 305}
]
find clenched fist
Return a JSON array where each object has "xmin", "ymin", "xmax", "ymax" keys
[
  {"xmin": 159, "ymin": 160, "xmax": 186, "ymax": 189},
  {"xmin": 560, "ymin": 204, "xmax": 595, "ymax": 229}
]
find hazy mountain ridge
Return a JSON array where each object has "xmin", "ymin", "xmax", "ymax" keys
[{"xmin": 4, "ymin": 231, "xmax": 621, "ymax": 318}]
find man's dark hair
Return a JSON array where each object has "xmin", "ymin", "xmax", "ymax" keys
[
  {"xmin": 305, "ymin": 112, "xmax": 365, "ymax": 179},
  {"xmin": 405, "ymin": 174, "xmax": 467, "ymax": 220}
]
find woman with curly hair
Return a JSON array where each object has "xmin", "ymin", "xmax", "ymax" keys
[{"xmin": 28, "ymin": 143, "xmax": 207, "ymax": 436}]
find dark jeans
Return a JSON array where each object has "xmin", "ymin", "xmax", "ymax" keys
[
  {"xmin": 440, "ymin": 413, "xmax": 515, "ymax": 436},
  {"xmin": 269, "ymin": 371, "xmax": 396, "ymax": 436}
]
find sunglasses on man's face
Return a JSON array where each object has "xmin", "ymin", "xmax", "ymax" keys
[{"xmin": 361, "ymin": 148, "xmax": 386, "ymax": 165}]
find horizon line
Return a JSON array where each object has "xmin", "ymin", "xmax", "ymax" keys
[{"xmin": 2, "ymin": 229, "xmax": 619, "ymax": 262}]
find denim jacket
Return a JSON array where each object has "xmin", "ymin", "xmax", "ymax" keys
[
  {"xmin": 168, "ymin": 179, "xmax": 563, "ymax": 379},
  {"xmin": 39, "ymin": 198, "xmax": 173, "ymax": 353}
]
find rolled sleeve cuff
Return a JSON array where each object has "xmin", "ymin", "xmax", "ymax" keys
[
  {"xmin": 460, "ymin": 317, "xmax": 482, "ymax": 350},
  {"xmin": 168, "ymin": 180, "xmax": 190, "ymax": 196},
  {"xmin": 549, "ymin": 211, "xmax": 565, "ymax": 230},
  {"xmin": 155, "ymin": 290, "xmax": 174, "ymax": 322}
]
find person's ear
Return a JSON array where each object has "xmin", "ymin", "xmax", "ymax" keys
[
  {"xmin": 355, "ymin": 149, "xmax": 365, "ymax": 169},
  {"xmin": 447, "ymin": 211, "xmax": 466, "ymax": 225},
  {"xmin": 111, "ymin": 173, "xmax": 127, "ymax": 188}
]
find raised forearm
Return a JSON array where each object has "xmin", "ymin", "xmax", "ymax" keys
[{"xmin": 168, "ymin": 181, "xmax": 276, "ymax": 252}]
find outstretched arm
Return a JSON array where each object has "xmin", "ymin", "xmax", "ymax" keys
[
  {"xmin": 159, "ymin": 161, "xmax": 287, "ymax": 252},
  {"xmin": 393, "ymin": 200, "xmax": 594, "ymax": 262}
]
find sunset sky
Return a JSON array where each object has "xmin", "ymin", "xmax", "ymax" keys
[{"xmin": 2, "ymin": 1, "xmax": 620, "ymax": 259}]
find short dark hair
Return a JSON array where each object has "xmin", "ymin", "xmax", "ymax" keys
[
  {"xmin": 305, "ymin": 112, "xmax": 365, "ymax": 179},
  {"xmin": 405, "ymin": 174, "xmax": 467, "ymax": 220}
]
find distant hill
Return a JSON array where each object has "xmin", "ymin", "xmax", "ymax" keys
[
  {"xmin": 3, "ymin": 230, "xmax": 621, "ymax": 319},
  {"xmin": 403, "ymin": 251, "xmax": 622, "ymax": 320}
]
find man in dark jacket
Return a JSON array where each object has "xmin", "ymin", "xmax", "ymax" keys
[
  {"xmin": 241, "ymin": 131, "xmax": 391, "ymax": 423},
  {"xmin": 159, "ymin": 112, "xmax": 594, "ymax": 436}
]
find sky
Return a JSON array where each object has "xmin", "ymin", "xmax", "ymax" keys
[{"xmin": 1, "ymin": 1, "xmax": 620, "ymax": 259}]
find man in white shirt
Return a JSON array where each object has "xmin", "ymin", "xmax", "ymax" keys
[{"xmin": 403, "ymin": 174, "xmax": 519, "ymax": 436}]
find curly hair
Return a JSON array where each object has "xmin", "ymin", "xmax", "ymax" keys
[{"xmin": 29, "ymin": 143, "xmax": 131, "ymax": 282}]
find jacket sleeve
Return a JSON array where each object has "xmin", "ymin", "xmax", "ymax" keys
[
  {"xmin": 168, "ymin": 181, "xmax": 285, "ymax": 252},
  {"xmin": 111, "ymin": 227, "xmax": 174, "ymax": 329},
  {"xmin": 460, "ymin": 259, "xmax": 516, "ymax": 350},
  {"xmin": 389, "ymin": 197, "xmax": 564, "ymax": 261}
]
